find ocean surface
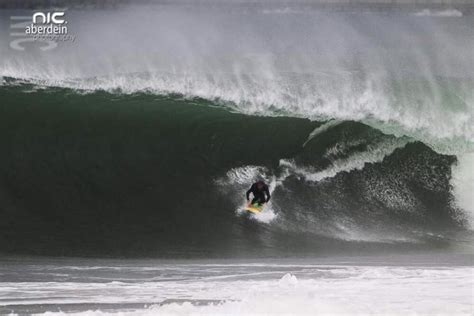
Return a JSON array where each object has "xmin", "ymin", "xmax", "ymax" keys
[
  {"xmin": 1, "ymin": 255, "xmax": 473, "ymax": 315},
  {"xmin": 0, "ymin": 1, "xmax": 473, "ymax": 314}
]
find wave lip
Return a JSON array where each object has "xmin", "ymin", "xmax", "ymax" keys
[
  {"xmin": 2, "ymin": 73, "xmax": 472, "ymax": 154},
  {"xmin": 1, "ymin": 5, "xmax": 473, "ymax": 151}
]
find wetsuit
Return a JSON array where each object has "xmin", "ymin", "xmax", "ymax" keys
[{"xmin": 246, "ymin": 183, "xmax": 271, "ymax": 205}]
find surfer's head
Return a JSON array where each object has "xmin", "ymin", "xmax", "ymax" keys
[{"xmin": 256, "ymin": 180, "xmax": 265, "ymax": 189}]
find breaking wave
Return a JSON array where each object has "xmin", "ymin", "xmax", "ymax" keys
[{"xmin": 0, "ymin": 3, "xmax": 472, "ymax": 256}]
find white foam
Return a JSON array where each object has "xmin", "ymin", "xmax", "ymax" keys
[
  {"xmin": 414, "ymin": 9, "xmax": 463, "ymax": 17},
  {"xmin": 251, "ymin": 205, "xmax": 277, "ymax": 224},
  {"xmin": 217, "ymin": 166, "xmax": 267, "ymax": 186},
  {"xmin": 234, "ymin": 200, "xmax": 277, "ymax": 224},
  {"xmin": 278, "ymin": 273, "xmax": 298, "ymax": 286},
  {"xmin": 280, "ymin": 137, "xmax": 409, "ymax": 182},
  {"xmin": 302, "ymin": 120, "xmax": 342, "ymax": 147},
  {"xmin": 219, "ymin": 136, "xmax": 411, "ymax": 228},
  {"xmin": 451, "ymin": 152, "xmax": 474, "ymax": 229},
  {"xmin": 262, "ymin": 7, "xmax": 306, "ymax": 15},
  {"xmin": 22, "ymin": 266, "xmax": 473, "ymax": 316},
  {"xmin": 216, "ymin": 166, "xmax": 278, "ymax": 224}
]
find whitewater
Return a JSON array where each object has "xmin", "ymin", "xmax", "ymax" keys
[{"xmin": 1, "ymin": 256, "xmax": 472, "ymax": 315}]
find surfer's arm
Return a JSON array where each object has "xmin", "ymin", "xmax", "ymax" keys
[{"xmin": 246, "ymin": 185, "xmax": 254, "ymax": 201}]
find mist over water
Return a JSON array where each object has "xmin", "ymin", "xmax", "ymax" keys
[{"xmin": 2, "ymin": 4, "xmax": 473, "ymax": 145}]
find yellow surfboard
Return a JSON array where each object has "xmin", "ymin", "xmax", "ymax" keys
[{"xmin": 245, "ymin": 203, "xmax": 263, "ymax": 214}]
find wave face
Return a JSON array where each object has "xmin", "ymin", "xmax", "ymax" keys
[
  {"xmin": 0, "ymin": 85, "xmax": 470, "ymax": 257},
  {"xmin": 0, "ymin": 3, "xmax": 472, "ymax": 256}
]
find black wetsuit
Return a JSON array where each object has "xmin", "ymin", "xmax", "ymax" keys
[{"xmin": 246, "ymin": 183, "xmax": 271, "ymax": 205}]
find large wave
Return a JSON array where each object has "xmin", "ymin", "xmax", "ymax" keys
[
  {"xmin": 0, "ymin": 84, "xmax": 470, "ymax": 256},
  {"xmin": 0, "ymin": 3, "xmax": 472, "ymax": 256}
]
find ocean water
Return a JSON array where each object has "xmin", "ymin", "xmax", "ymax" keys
[
  {"xmin": 1, "ymin": 255, "xmax": 472, "ymax": 315},
  {"xmin": 0, "ymin": 1, "xmax": 473, "ymax": 314}
]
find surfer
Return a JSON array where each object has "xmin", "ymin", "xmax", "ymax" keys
[{"xmin": 246, "ymin": 180, "xmax": 271, "ymax": 206}]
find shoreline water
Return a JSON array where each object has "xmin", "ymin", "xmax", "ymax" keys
[{"xmin": 1, "ymin": 253, "xmax": 472, "ymax": 315}]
